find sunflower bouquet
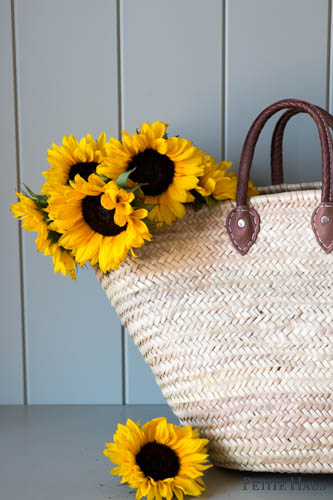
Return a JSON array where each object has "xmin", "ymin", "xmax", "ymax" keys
[{"xmin": 10, "ymin": 121, "xmax": 257, "ymax": 279}]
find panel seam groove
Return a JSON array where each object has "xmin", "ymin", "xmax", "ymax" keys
[
  {"xmin": 121, "ymin": 326, "xmax": 126, "ymax": 405},
  {"xmin": 221, "ymin": 0, "xmax": 226, "ymax": 160},
  {"xmin": 117, "ymin": 0, "xmax": 126, "ymax": 405},
  {"xmin": 327, "ymin": 0, "xmax": 332, "ymax": 111},
  {"xmin": 11, "ymin": 0, "xmax": 28, "ymax": 405},
  {"xmin": 116, "ymin": 0, "xmax": 123, "ymax": 142}
]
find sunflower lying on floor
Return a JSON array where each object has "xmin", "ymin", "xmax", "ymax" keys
[
  {"xmin": 10, "ymin": 121, "xmax": 258, "ymax": 278},
  {"xmin": 104, "ymin": 417, "xmax": 212, "ymax": 500}
]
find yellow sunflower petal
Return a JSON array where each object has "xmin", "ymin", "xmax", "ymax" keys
[
  {"xmin": 173, "ymin": 487, "xmax": 184, "ymax": 500},
  {"xmin": 168, "ymin": 198, "xmax": 186, "ymax": 219},
  {"xmin": 174, "ymin": 175, "xmax": 199, "ymax": 190},
  {"xmin": 132, "ymin": 208, "xmax": 148, "ymax": 220},
  {"xmin": 151, "ymin": 120, "xmax": 168, "ymax": 139},
  {"xmin": 167, "ymin": 184, "xmax": 188, "ymax": 202},
  {"xmin": 139, "ymin": 122, "xmax": 156, "ymax": 148},
  {"xmin": 155, "ymin": 419, "xmax": 170, "ymax": 444},
  {"xmin": 175, "ymin": 476, "xmax": 203, "ymax": 496},
  {"xmin": 122, "ymin": 130, "xmax": 139, "ymax": 155}
]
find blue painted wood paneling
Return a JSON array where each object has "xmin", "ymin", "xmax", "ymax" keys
[{"xmin": 1, "ymin": 0, "xmax": 332, "ymax": 404}]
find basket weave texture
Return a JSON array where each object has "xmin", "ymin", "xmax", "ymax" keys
[{"xmin": 95, "ymin": 181, "xmax": 333, "ymax": 473}]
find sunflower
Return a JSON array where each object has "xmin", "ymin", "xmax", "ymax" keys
[
  {"xmin": 41, "ymin": 132, "xmax": 107, "ymax": 195},
  {"xmin": 97, "ymin": 121, "xmax": 204, "ymax": 226},
  {"xmin": 47, "ymin": 174, "xmax": 152, "ymax": 272},
  {"xmin": 10, "ymin": 193, "xmax": 76, "ymax": 279},
  {"xmin": 104, "ymin": 417, "xmax": 212, "ymax": 500},
  {"xmin": 10, "ymin": 192, "xmax": 45, "ymax": 233},
  {"xmin": 196, "ymin": 155, "xmax": 258, "ymax": 200}
]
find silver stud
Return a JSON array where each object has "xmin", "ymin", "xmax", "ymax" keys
[
  {"xmin": 321, "ymin": 215, "xmax": 330, "ymax": 224},
  {"xmin": 237, "ymin": 218, "xmax": 246, "ymax": 228}
]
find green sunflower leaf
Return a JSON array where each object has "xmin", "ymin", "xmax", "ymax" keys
[
  {"xmin": 44, "ymin": 215, "xmax": 52, "ymax": 224},
  {"xmin": 46, "ymin": 230, "xmax": 62, "ymax": 244},
  {"xmin": 204, "ymin": 196, "xmax": 219, "ymax": 211},
  {"xmin": 126, "ymin": 184, "xmax": 144, "ymax": 194},
  {"xmin": 36, "ymin": 198, "xmax": 49, "ymax": 210},
  {"xmin": 189, "ymin": 189, "xmax": 205, "ymax": 212},
  {"xmin": 163, "ymin": 133, "xmax": 180, "ymax": 139},
  {"xmin": 116, "ymin": 168, "xmax": 136, "ymax": 189},
  {"xmin": 22, "ymin": 184, "xmax": 39, "ymax": 199},
  {"xmin": 142, "ymin": 218, "xmax": 160, "ymax": 229},
  {"xmin": 134, "ymin": 201, "xmax": 156, "ymax": 211},
  {"xmin": 22, "ymin": 184, "xmax": 49, "ymax": 210},
  {"xmin": 192, "ymin": 201, "xmax": 204, "ymax": 212},
  {"xmin": 99, "ymin": 175, "xmax": 110, "ymax": 183}
]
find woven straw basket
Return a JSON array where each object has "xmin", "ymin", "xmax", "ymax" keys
[{"xmin": 95, "ymin": 100, "xmax": 333, "ymax": 473}]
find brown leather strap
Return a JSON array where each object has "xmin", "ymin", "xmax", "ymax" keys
[
  {"xmin": 236, "ymin": 99, "xmax": 333, "ymax": 206},
  {"xmin": 271, "ymin": 106, "xmax": 333, "ymax": 185}
]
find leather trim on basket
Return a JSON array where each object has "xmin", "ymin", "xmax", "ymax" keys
[
  {"xmin": 311, "ymin": 202, "xmax": 333, "ymax": 253},
  {"xmin": 226, "ymin": 206, "xmax": 260, "ymax": 255}
]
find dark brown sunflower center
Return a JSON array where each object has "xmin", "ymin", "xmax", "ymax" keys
[
  {"xmin": 135, "ymin": 441, "xmax": 180, "ymax": 481},
  {"xmin": 68, "ymin": 161, "xmax": 98, "ymax": 182},
  {"xmin": 127, "ymin": 149, "xmax": 175, "ymax": 196},
  {"xmin": 81, "ymin": 194, "xmax": 127, "ymax": 236}
]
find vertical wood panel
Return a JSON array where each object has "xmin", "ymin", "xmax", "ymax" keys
[
  {"xmin": 15, "ymin": 0, "xmax": 123, "ymax": 403},
  {"xmin": 227, "ymin": 0, "xmax": 329, "ymax": 186},
  {"xmin": 121, "ymin": 0, "xmax": 223, "ymax": 160},
  {"xmin": 125, "ymin": 331, "xmax": 165, "ymax": 404},
  {"xmin": 121, "ymin": 0, "xmax": 223, "ymax": 403},
  {"xmin": 0, "ymin": 0, "xmax": 24, "ymax": 403}
]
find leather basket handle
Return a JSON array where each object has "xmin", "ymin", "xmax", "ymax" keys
[
  {"xmin": 226, "ymin": 99, "xmax": 333, "ymax": 255},
  {"xmin": 271, "ymin": 106, "xmax": 333, "ymax": 184}
]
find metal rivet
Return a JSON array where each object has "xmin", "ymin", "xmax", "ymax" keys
[
  {"xmin": 321, "ymin": 215, "xmax": 330, "ymax": 224},
  {"xmin": 237, "ymin": 218, "xmax": 246, "ymax": 228}
]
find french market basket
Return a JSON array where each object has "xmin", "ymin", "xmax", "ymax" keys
[{"xmin": 95, "ymin": 99, "xmax": 333, "ymax": 473}]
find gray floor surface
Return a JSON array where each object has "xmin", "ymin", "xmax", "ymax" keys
[{"xmin": 0, "ymin": 405, "xmax": 332, "ymax": 500}]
